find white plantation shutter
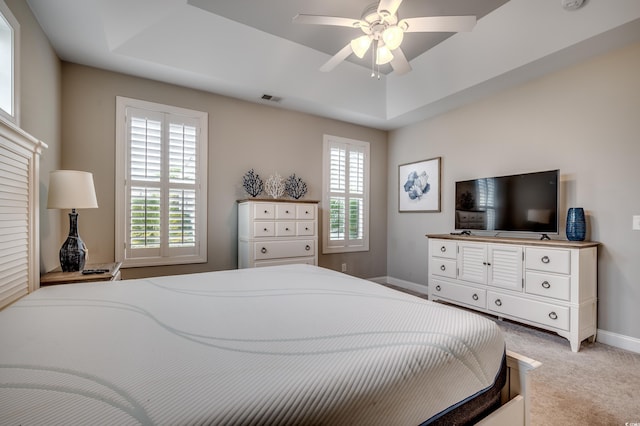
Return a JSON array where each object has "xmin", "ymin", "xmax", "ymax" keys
[
  {"xmin": 116, "ymin": 97, "xmax": 207, "ymax": 267},
  {"xmin": 168, "ymin": 188, "xmax": 196, "ymax": 247},
  {"xmin": 323, "ymin": 135, "xmax": 369, "ymax": 254},
  {"xmin": 329, "ymin": 145, "xmax": 346, "ymax": 240},
  {"xmin": 0, "ymin": 120, "xmax": 45, "ymax": 308}
]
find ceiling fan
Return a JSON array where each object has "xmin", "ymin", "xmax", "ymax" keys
[{"xmin": 293, "ymin": 0, "xmax": 477, "ymax": 77}]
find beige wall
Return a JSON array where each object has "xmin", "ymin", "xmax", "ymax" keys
[
  {"xmin": 5, "ymin": 0, "xmax": 62, "ymax": 274},
  {"xmin": 60, "ymin": 63, "xmax": 388, "ymax": 279},
  {"xmin": 387, "ymin": 41, "xmax": 640, "ymax": 340}
]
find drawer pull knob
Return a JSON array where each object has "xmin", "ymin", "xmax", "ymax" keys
[
  {"xmin": 440, "ymin": 265, "xmax": 446, "ymax": 271},
  {"xmin": 286, "ymin": 210, "xmax": 290, "ymax": 214},
  {"xmin": 285, "ymin": 227, "xmax": 290, "ymax": 231},
  {"xmin": 494, "ymin": 299, "xmax": 502, "ymax": 307},
  {"xmin": 305, "ymin": 227, "xmax": 309, "ymax": 231},
  {"xmin": 440, "ymin": 246, "xmax": 446, "ymax": 252},
  {"xmin": 549, "ymin": 311, "xmax": 558, "ymax": 320},
  {"xmin": 305, "ymin": 245, "xmax": 311, "ymax": 251},
  {"xmin": 264, "ymin": 210, "xmax": 268, "ymax": 214},
  {"xmin": 263, "ymin": 228, "xmax": 268, "ymax": 232},
  {"xmin": 261, "ymin": 247, "xmax": 267, "ymax": 254},
  {"xmin": 541, "ymin": 281, "xmax": 551, "ymax": 289},
  {"xmin": 305, "ymin": 210, "xmax": 309, "ymax": 214},
  {"xmin": 541, "ymin": 256, "xmax": 550, "ymax": 264},
  {"xmin": 435, "ymin": 285, "xmax": 441, "ymax": 291},
  {"xmin": 472, "ymin": 294, "xmax": 479, "ymax": 301}
]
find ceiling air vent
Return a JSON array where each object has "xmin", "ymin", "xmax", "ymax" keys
[{"xmin": 261, "ymin": 94, "xmax": 282, "ymax": 103}]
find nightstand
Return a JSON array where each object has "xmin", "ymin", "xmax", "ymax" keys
[{"xmin": 40, "ymin": 262, "xmax": 122, "ymax": 286}]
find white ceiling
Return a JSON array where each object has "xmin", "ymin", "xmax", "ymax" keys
[
  {"xmin": 187, "ymin": 0, "xmax": 508, "ymax": 70},
  {"xmin": 25, "ymin": 0, "xmax": 640, "ymax": 130}
]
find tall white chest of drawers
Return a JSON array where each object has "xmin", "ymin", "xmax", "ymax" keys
[
  {"xmin": 427, "ymin": 234, "xmax": 599, "ymax": 352},
  {"xmin": 238, "ymin": 200, "xmax": 318, "ymax": 268}
]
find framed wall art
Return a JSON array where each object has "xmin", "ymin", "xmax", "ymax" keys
[{"xmin": 398, "ymin": 157, "xmax": 441, "ymax": 212}]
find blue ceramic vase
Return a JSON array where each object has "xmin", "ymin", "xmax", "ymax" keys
[{"xmin": 566, "ymin": 207, "xmax": 586, "ymax": 241}]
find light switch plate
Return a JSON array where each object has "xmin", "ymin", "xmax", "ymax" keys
[{"xmin": 633, "ymin": 215, "xmax": 640, "ymax": 231}]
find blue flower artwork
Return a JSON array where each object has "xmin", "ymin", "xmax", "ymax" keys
[
  {"xmin": 398, "ymin": 157, "xmax": 441, "ymax": 212},
  {"xmin": 403, "ymin": 170, "xmax": 430, "ymax": 200}
]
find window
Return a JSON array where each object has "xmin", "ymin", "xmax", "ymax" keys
[
  {"xmin": 322, "ymin": 135, "xmax": 369, "ymax": 254},
  {"xmin": 0, "ymin": 0, "xmax": 19, "ymax": 125},
  {"xmin": 115, "ymin": 97, "xmax": 207, "ymax": 267}
]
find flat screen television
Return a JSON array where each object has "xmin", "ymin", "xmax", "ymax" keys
[{"xmin": 454, "ymin": 169, "xmax": 559, "ymax": 236}]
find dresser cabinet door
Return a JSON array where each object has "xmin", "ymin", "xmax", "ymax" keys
[
  {"xmin": 487, "ymin": 245, "xmax": 523, "ymax": 291},
  {"xmin": 458, "ymin": 243, "xmax": 487, "ymax": 284}
]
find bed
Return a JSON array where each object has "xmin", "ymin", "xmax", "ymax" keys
[{"xmin": 0, "ymin": 264, "xmax": 523, "ymax": 425}]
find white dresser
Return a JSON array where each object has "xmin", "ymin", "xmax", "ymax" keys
[
  {"xmin": 427, "ymin": 234, "xmax": 599, "ymax": 352},
  {"xmin": 238, "ymin": 200, "xmax": 318, "ymax": 268}
]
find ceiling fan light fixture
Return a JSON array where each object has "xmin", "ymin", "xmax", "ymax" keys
[
  {"xmin": 375, "ymin": 45, "xmax": 394, "ymax": 65},
  {"xmin": 350, "ymin": 35, "xmax": 372, "ymax": 58},
  {"xmin": 382, "ymin": 25, "xmax": 403, "ymax": 50}
]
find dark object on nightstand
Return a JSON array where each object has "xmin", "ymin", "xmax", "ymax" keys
[{"xmin": 82, "ymin": 269, "xmax": 109, "ymax": 275}]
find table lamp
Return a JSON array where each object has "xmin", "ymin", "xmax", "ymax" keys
[{"xmin": 47, "ymin": 170, "xmax": 98, "ymax": 271}]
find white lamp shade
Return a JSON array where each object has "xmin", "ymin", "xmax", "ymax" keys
[
  {"xmin": 376, "ymin": 45, "xmax": 394, "ymax": 65},
  {"xmin": 47, "ymin": 170, "xmax": 99, "ymax": 209},
  {"xmin": 382, "ymin": 25, "xmax": 404, "ymax": 50},
  {"xmin": 350, "ymin": 35, "xmax": 372, "ymax": 58}
]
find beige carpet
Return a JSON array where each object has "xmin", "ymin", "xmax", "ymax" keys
[{"xmin": 496, "ymin": 319, "xmax": 640, "ymax": 426}]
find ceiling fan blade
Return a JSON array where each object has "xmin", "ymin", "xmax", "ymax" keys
[
  {"xmin": 377, "ymin": 0, "xmax": 404, "ymax": 17},
  {"xmin": 320, "ymin": 43, "xmax": 354, "ymax": 72},
  {"xmin": 293, "ymin": 14, "xmax": 363, "ymax": 28},
  {"xmin": 401, "ymin": 16, "xmax": 477, "ymax": 33},
  {"xmin": 390, "ymin": 47, "xmax": 412, "ymax": 75}
]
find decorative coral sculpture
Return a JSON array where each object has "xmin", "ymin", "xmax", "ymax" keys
[
  {"xmin": 265, "ymin": 173, "xmax": 286, "ymax": 199},
  {"xmin": 285, "ymin": 174, "xmax": 307, "ymax": 199},
  {"xmin": 242, "ymin": 169, "xmax": 264, "ymax": 197}
]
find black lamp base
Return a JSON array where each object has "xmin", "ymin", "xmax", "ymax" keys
[{"xmin": 60, "ymin": 210, "xmax": 88, "ymax": 272}]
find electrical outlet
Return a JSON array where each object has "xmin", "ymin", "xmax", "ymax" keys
[
  {"xmin": 633, "ymin": 215, "xmax": 640, "ymax": 231},
  {"xmin": 341, "ymin": 263, "xmax": 347, "ymax": 272}
]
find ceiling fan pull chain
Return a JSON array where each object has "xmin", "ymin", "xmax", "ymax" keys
[{"xmin": 371, "ymin": 39, "xmax": 376, "ymax": 78}]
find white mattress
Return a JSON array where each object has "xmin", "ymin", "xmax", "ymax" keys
[{"xmin": 0, "ymin": 264, "xmax": 504, "ymax": 425}]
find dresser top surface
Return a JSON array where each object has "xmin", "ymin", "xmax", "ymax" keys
[
  {"xmin": 426, "ymin": 234, "xmax": 600, "ymax": 249},
  {"xmin": 237, "ymin": 199, "xmax": 319, "ymax": 204}
]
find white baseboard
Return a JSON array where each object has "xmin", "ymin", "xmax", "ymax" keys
[
  {"xmin": 596, "ymin": 329, "xmax": 640, "ymax": 354},
  {"xmin": 370, "ymin": 276, "xmax": 640, "ymax": 355},
  {"xmin": 369, "ymin": 275, "xmax": 428, "ymax": 296}
]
